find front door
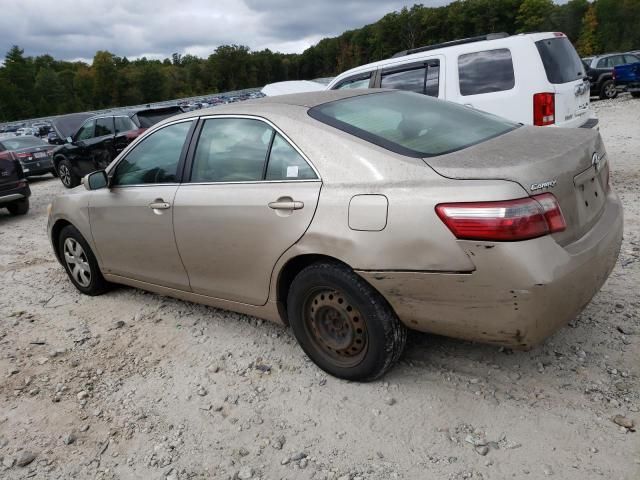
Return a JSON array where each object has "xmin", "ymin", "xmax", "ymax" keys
[
  {"xmin": 89, "ymin": 119, "xmax": 195, "ymax": 290},
  {"xmin": 173, "ymin": 117, "xmax": 321, "ymax": 305}
]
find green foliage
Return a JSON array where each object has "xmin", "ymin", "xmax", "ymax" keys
[{"xmin": 0, "ymin": 0, "xmax": 638, "ymax": 122}]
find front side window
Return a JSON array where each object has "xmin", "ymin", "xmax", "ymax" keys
[
  {"xmin": 191, "ymin": 118, "xmax": 272, "ymax": 183},
  {"xmin": 334, "ymin": 74, "xmax": 371, "ymax": 90},
  {"xmin": 112, "ymin": 121, "xmax": 192, "ymax": 186},
  {"xmin": 95, "ymin": 117, "xmax": 115, "ymax": 137},
  {"xmin": 309, "ymin": 91, "xmax": 517, "ymax": 158},
  {"xmin": 458, "ymin": 49, "xmax": 515, "ymax": 96},
  {"xmin": 265, "ymin": 134, "xmax": 317, "ymax": 180},
  {"xmin": 76, "ymin": 120, "xmax": 95, "ymax": 141},
  {"xmin": 115, "ymin": 116, "xmax": 137, "ymax": 134}
]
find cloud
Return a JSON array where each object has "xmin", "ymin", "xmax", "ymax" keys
[{"xmin": 0, "ymin": 0, "xmax": 451, "ymax": 61}]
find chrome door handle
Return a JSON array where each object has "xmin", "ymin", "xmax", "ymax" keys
[
  {"xmin": 148, "ymin": 201, "xmax": 171, "ymax": 210},
  {"xmin": 268, "ymin": 200, "xmax": 304, "ymax": 210}
]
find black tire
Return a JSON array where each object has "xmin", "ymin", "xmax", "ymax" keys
[
  {"xmin": 631, "ymin": 92, "xmax": 640, "ymax": 98},
  {"xmin": 7, "ymin": 198, "xmax": 29, "ymax": 216},
  {"xmin": 599, "ymin": 79, "xmax": 617, "ymax": 100},
  {"xmin": 287, "ymin": 262, "xmax": 407, "ymax": 381},
  {"xmin": 57, "ymin": 158, "xmax": 79, "ymax": 188},
  {"xmin": 58, "ymin": 225, "xmax": 110, "ymax": 296}
]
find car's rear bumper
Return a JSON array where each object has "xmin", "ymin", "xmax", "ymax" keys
[
  {"xmin": 0, "ymin": 181, "xmax": 31, "ymax": 205},
  {"xmin": 358, "ymin": 191, "xmax": 623, "ymax": 348}
]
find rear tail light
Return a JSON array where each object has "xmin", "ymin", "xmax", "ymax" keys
[
  {"xmin": 533, "ymin": 93, "xmax": 555, "ymax": 126},
  {"xmin": 16, "ymin": 152, "xmax": 31, "ymax": 159},
  {"xmin": 435, "ymin": 193, "xmax": 566, "ymax": 242},
  {"xmin": 612, "ymin": 69, "xmax": 616, "ymax": 80}
]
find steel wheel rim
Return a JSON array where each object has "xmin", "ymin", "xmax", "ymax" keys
[
  {"xmin": 63, "ymin": 238, "xmax": 91, "ymax": 287},
  {"xmin": 605, "ymin": 83, "xmax": 616, "ymax": 98},
  {"xmin": 59, "ymin": 164, "xmax": 71, "ymax": 186},
  {"xmin": 303, "ymin": 288, "xmax": 368, "ymax": 368}
]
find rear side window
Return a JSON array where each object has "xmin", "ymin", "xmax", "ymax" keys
[
  {"xmin": 115, "ymin": 117, "xmax": 136, "ymax": 133},
  {"xmin": 191, "ymin": 118, "xmax": 273, "ymax": 183},
  {"xmin": 265, "ymin": 134, "xmax": 317, "ymax": 180},
  {"xmin": 380, "ymin": 62, "xmax": 440, "ymax": 97},
  {"xmin": 624, "ymin": 54, "xmax": 639, "ymax": 64},
  {"xmin": 95, "ymin": 117, "xmax": 114, "ymax": 136},
  {"xmin": 458, "ymin": 49, "xmax": 515, "ymax": 96},
  {"xmin": 535, "ymin": 37, "xmax": 585, "ymax": 84},
  {"xmin": 309, "ymin": 91, "xmax": 517, "ymax": 157},
  {"xmin": 334, "ymin": 74, "xmax": 371, "ymax": 90}
]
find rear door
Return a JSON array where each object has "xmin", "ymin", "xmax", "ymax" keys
[
  {"xmin": 535, "ymin": 36, "xmax": 590, "ymax": 128},
  {"xmin": 173, "ymin": 116, "xmax": 321, "ymax": 305}
]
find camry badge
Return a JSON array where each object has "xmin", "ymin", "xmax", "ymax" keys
[{"xmin": 530, "ymin": 180, "xmax": 557, "ymax": 191}]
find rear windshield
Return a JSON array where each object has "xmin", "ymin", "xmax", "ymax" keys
[
  {"xmin": 0, "ymin": 136, "xmax": 47, "ymax": 150},
  {"xmin": 536, "ymin": 37, "xmax": 585, "ymax": 84},
  {"xmin": 308, "ymin": 91, "xmax": 517, "ymax": 157}
]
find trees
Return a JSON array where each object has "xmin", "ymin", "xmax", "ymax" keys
[{"xmin": 0, "ymin": 0, "xmax": 638, "ymax": 122}]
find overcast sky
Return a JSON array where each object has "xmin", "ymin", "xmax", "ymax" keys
[{"xmin": 0, "ymin": 0, "xmax": 464, "ymax": 62}]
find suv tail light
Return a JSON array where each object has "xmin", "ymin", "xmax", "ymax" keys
[
  {"xmin": 435, "ymin": 193, "xmax": 566, "ymax": 241},
  {"xmin": 533, "ymin": 93, "xmax": 555, "ymax": 126},
  {"xmin": 16, "ymin": 152, "xmax": 31, "ymax": 159}
]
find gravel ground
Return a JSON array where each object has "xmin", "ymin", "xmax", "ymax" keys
[{"xmin": 1, "ymin": 96, "xmax": 639, "ymax": 480}]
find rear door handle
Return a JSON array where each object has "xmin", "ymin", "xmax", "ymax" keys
[
  {"xmin": 148, "ymin": 201, "xmax": 171, "ymax": 210},
  {"xmin": 268, "ymin": 200, "xmax": 304, "ymax": 210}
]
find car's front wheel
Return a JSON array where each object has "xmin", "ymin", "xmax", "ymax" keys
[
  {"xmin": 6, "ymin": 198, "xmax": 29, "ymax": 216},
  {"xmin": 57, "ymin": 158, "xmax": 80, "ymax": 188},
  {"xmin": 599, "ymin": 79, "xmax": 618, "ymax": 100},
  {"xmin": 287, "ymin": 262, "xmax": 407, "ymax": 381},
  {"xmin": 58, "ymin": 225, "xmax": 110, "ymax": 295}
]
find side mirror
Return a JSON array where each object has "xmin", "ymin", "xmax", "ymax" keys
[
  {"xmin": 83, "ymin": 170, "xmax": 108, "ymax": 190},
  {"xmin": 66, "ymin": 136, "xmax": 73, "ymax": 144}
]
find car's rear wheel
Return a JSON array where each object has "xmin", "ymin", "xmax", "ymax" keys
[
  {"xmin": 599, "ymin": 79, "xmax": 617, "ymax": 100},
  {"xmin": 57, "ymin": 158, "xmax": 79, "ymax": 188},
  {"xmin": 287, "ymin": 262, "xmax": 406, "ymax": 381},
  {"xmin": 7, "ymin": 198, "xmax": 29, "ymax": 216},
  {"xmin": 58, "ymin": 225, "xmax": 110, "ymax": 295}
]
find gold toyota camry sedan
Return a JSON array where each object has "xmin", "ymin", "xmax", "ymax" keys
[{"xmin": 48, "ymin": 90, "xmax": 623, "ymax": 381}]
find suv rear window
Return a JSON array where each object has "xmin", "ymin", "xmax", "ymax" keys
[
  {"xmin": 458, "ymin": 49, "xmax": 515, "ymax": 96},
  {"xmin": 535, "ymin": 37, "xmax": 585, "ymax": 84},
  {"xmin": 308, "ymin": 91, "xmax": 517, "ymax": 157}
]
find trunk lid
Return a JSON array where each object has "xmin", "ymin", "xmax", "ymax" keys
[
  {"xmin": 535, "ymin": 36, "xmax": 591, "ymax": 128},
  {"xmin": 0, "ymin": 151, "xmax": 24, "ymax": 189},
  {"xmin": 424, "ymin": 126, "xmax": 608, "ymax": 245}
]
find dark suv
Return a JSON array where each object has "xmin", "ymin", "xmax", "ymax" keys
[
  {"xmin": 52, "ymin": 114, "xmax": 143, "ymax": 188},
  {"xmin": 583, "ymin": 53, "xmax": 640, "ymax": 99},
  {"xmin": 0, "ymin": 148, "xmax": 30, "ymax": 216}
]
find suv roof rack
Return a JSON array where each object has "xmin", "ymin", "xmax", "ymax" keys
[{"xmin": 391, "ymin": 32, "xmax": 510, "ymax": 58}]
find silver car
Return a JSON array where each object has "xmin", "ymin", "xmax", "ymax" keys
[{"xmin": 48, "ymin": 90, "xmax": 623, "ymax": 380}]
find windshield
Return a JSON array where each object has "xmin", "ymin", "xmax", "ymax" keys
[
  {"xmin": 536, "ymin": 37, "xmax": 585, "ymax": 84},
  {"xmin": 0, "ymin": 136, "xmax": 48, "ymax": 150},
  {"xmin": 308, "ymin": 91, "xmax": 518, "ymax": 157}
]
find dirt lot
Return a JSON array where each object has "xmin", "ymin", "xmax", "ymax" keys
[{"xmin": 1, "ymin": 97, "xmax": 639, "ymax": 480}]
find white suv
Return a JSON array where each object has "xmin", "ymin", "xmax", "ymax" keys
[{"xmin": 327, "ymin": 32, "xmax": 597, "ymax": 129}]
